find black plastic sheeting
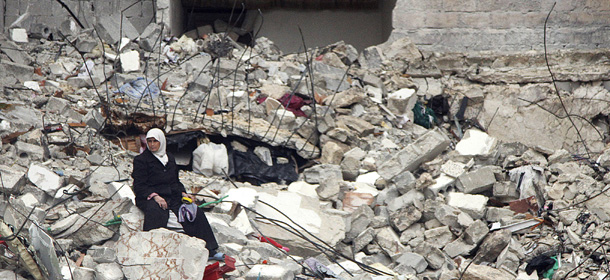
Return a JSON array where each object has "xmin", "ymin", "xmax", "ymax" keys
[
  {"xmin": 226, "ymin": 140, "xmax": 299, "ymax": 186},
  {"xmin": 166, "ymin": 131, "xmax": 299, "ymax": 185}
]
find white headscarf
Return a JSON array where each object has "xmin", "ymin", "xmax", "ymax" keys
[{"xmin": 146, "ymin": 128, "xmax": 168, "ymax": 166}]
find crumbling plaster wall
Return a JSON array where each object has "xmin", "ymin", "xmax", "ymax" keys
[
  {"xmin": 1, "ymin": 0, "xmax": 156, "ymax": 35},
  {"xmin": 392, "ymin": 0, "xmax": 610, "ymax": 52},
  {"xmin": 251, "ymin": 0, "xmax": 396, "ymax": 53}
]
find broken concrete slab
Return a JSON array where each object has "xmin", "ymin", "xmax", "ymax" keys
[
  {"xmin": 446, "ymin": 192, "xmax": 488, "ymax": 220},
  {"xmin": 114, "ymin": 228, "xmax": 208, "ymax": 280},
  {"xmin": 456, "ymin": 166, "xmax": 496, "ymax": 194},
  {"xmin": 27, "ymin": 163, "xmax": 62, "ymax": 196},
  {"xmin": 95, "ymin": 15, "xmax": 140, "ymax": 45},
  {"xmin": 377, "ymin": 128, "xmax": 450, "ymax": 180},
  {"xmin": 255, "ymin": 190, "xmax": 346, "ymax": 256}
]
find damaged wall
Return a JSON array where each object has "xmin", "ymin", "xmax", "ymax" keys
[{"xmin": 392, "ymin": 0, "xmax": 610, "ymax": 51}]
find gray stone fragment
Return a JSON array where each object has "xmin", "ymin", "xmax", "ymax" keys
[
  {"xmin": 340, "ymin": 147, "xmax": 366, "ymax": 181},
  {"xmin": 377, "ymin": 128, "xmax": 450, "ymax": 180},
  {"xmin": 486, "ymin": 207, "xmax": 515, "ymax": 223},
  {"xmin": 346, "ymin": 205, "xmax": 374, "ymax": 241},
  {"xmin": 395, "ymin": 252, "xmax": 428, "ymax": 273},
  {"xmin": 139, "ymin": 23, "xmax": 164, "ymax": 52},
  {"xmin": 75, "ymin": 32, "xmax": 98, "ymax": 53},
  {"xmin": 399, "ymin": 223, "xmax": 424, "ymax": 244},
  {"xmin": 212, "ymin": 223, "xmax": 249, "ymax": 245},
  {"xmin": 475, "ymin": 229, "xmax": 511, "ymax": 264},
  {"xmin": 0, "ymin": 40, "xmax": 32, "ymax": 65},
  {"xmin": 415, "ymin": 242, "xmax": 450, "ymax": 270},
  {"xmin": 325, "ymin": 87, "xmax": 366, "ymax": 108},
  {"xmin": 391, "ymin": 171, "xmax": 416, "ymax": 195},
  {"xmin": 558, "ymin": 209, "xmax": 581, "ymax": 225},
  {"xmin": 0, "ymin": 270, "xmax": 27, "ymax": 280},
  {"xmin": 83, "ymin": 109, "xmax": 104, "ymax": 131},
  {"xmin": 87, "ymin": 166, "xmax": 120, "ymax": 197},
  {"xmin": 456, "ymin": 166, "xmax": 496, "ymax": 194},
  {"xmin": 94, "ymin": 262, "xmax": 124, "ymax": 280},
  {"xmin": 374, "ymin": 226, "xmax": 404, "ymax": 253},
  {"xmin": 387, "ymin": 189, "xmax": 424, "ymax": 213},
  {"xmin": 434, "ymin": 204, "xmax": 462, "ymax": 229},
  {"xmin": 447, "ymin": 192, "xmax": 488, "ymax": 219},
  {"xmin": 72, "ymin": 267, "xmax": 95, "ymax": 280},
  {"xmin": 460, "ymin": 263, "xmax": 515, "ymax": 280},
  {"xmin": 424, "ymin": 226, "xmax": 454, "ymax": 249},
  {"xmin": 95, "ymin": 15, "xmax": 140, "ymax": 45},
  {"xmin": 336, "ymin": 115, "xmax": 375, "ymax": 137},
  {"xmin": 463, "ymin": 220, "xmax": 489, "ymax": 245},
  {"xmin": 87, "ymin": 246, "xmax": 116, "ymax": 263},
  {"xmin": 353, "ymin": 227, "xmax": 375, "ymax": 253},
  {"xmin": 86, "ymin": 153, "xmax": 105, "ymax": 166},
  {"xmin": 443, "ymin": 238, "xmax": 476, "ymax": 258},
  {"xmin": 389, "ymin": 205, "xmax": 422, "ymax": 232},
  {"xmin": 303, "ymin": 164, "xmax": 342, "ymax": 184},
  {"xmin": 0, "ymin": 165, "xmax": 26, "ymax": 194},
  {"xmin": 493, "ymin": 181, "xmax": 519, "ymax": 199}
]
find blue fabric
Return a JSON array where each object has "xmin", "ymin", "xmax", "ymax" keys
[{"xmin": 178, "ymin": 203, "xmax": 197, "ymax": 222}]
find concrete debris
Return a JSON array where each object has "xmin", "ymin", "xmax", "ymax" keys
[{"xmin": 0, "ymin": 10, "xmax": 608, "ymax": 280}]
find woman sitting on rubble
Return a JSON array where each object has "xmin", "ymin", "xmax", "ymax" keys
[{"xmin": 131, "ymin": 128, "xmax": 225, "ymax": 261}]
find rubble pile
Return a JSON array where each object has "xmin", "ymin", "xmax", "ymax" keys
[{"xmin": 1, "ymin": 19, "xmax": 610, "ymax": 280}]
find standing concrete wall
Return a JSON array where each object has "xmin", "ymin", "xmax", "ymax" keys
[{"xmin": 392, "ymin": 0, "xmax": 610, "ymax": 52}]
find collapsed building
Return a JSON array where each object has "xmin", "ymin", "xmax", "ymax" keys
[{"xmin": 1, "ymin": 0, "xmax": 610, "ymax": 280}]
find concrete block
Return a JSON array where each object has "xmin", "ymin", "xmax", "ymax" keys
[
  {"xmin": 320, "ymin": 141, "xmax": 348, "ymax": 165},
  {"xmin": 463, "ymin": 220, "xmax": 489, "ymax": 245},
  {"xmin": 119, "ymin": 50, "xmax": 140, "ymax": 73},
  {"xmin": 486, "ymin": 207, "xmax": 515, "ymax": 223},
  {"xmin": 425, "ymin": 174, "xmax": 454, "ymax": 198},
  {"xmin": 387, "ymin": 88, "xmax": 417, "ymax": 117},
  {"xmin": 443, "ymin": 238, "xmax": 476, "ymax": 258},
  {"xmin": 336, "ymin": 115, "xmax": 375, "ymax": 137},
  {"xmin": 94, "ymin": 262, "xmax": 124, "ymax": 280},
  {"xmin": 377, "ymin": 128, "xmax": 450, "ymax": 180},
  {"xmin": 15, "ymin": 141, "xmax": 48, "ymax": 161},
  {"xmin": 424, "ymin": 226, "xmax": 454, "ymax": 249},
  {"xmin": 345, "ymin": 204, "xmax": 375, "ymax": 241},
  {"xmin": 395, "ymin": 252, "xmax": 428, "ymax": 274},
  {"xmin": 0, "ymin": 40, "xmax": 32, "ymax": 65},
  {"xmin": 455, "ymin": 129, "xmax": 497, "ymax": 156},
  {"xmin": 440, "ymin": 160, "xmax": 466, "ymax": 178},
  {"xmin": 389, "ymin": 204, "xmax": 422, "ymax": 232},
  {"xmin": 95, "ymin": 15, "xmax": 140, "ymax": 44},
  {"xmin": 245, "ymin": 265, "xmax": 294, "ymax": 280},
  {"xmin": 10, "ymin": 28, "xmax": 28, "ymax": 43},
  {"xmin": 340, "ymin": 147, "xmax": 366, "ymax": 180},
  {"xmin": 28, "ymin": 164, "xmax": 62, "ymax": 196},
  {"xmin": 475, "ymin": 229, "xmax": 511, "ymax": 264},
  {"xmin": 374, "ymin": 226, "xmax": 404, "ymax": 253},
  {"xmin": 139, "ymin": 23, "xmax": 163, "ymax": 52},
  {"xmin": 456, "ymin": 166, "xmax": 496, "ymax": 194},
  {"xmin": 391, "ymin": 170, "xmax": 416, "ymax": 195},
  {"xmin": 303, "ymin": 164, "xmax": 342, "ymax": 184},
  {"xmin": 353, "ymin": 227, "xmax": 375, "ymax": 253},
  {"xmin": 0, "ymin": 166, "xmax": 26, "ymax": 194},
  {"xmin": 493, "ymin": 181, "xmax": 519, "ymax": 199},
  {"xmin": 447, "ymin": 192, "xmax": 488, "ymax": 219},
  {"xmin": 82, "ymin": 108, "xmax": 105, "ymax": 130}
]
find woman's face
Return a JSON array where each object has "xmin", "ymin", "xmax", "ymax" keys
[{"xmin": 146, "ymin": 137, "xmax": 160, "ymax": 152}]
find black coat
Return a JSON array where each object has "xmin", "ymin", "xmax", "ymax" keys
[
  {"xmin": 131, "ymin": 149, "xmax": 219, "ymax": 252},
  {"xmin": 132, "ymin": 149, "xmax": 185, "ymax": 207}
]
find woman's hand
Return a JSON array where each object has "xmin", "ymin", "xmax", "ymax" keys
[{"xmin": 153, "ymin": 195, "xmax": 168, "ymax": 210}]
